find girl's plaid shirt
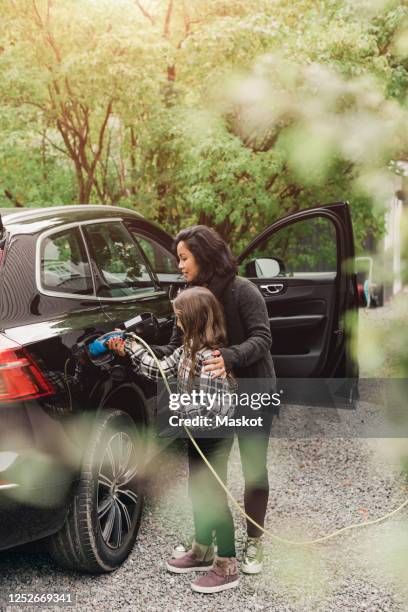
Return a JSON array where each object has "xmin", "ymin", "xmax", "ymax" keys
[{"xmin": 124, "ymin": 336, "xmax": 237, "ymax": 420}]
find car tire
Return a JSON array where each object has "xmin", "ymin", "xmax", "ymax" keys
[{"xmin": 47, "ymin": 409, "xmax": 145, "ymax": 573}]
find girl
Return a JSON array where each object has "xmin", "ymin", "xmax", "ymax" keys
[
  {"xmin": 107, "ymin": 286, "xmax": 240, "ymax": 594},
  {"xmin": 153, "ymin": 225, "xmax": 276, "ymax": 574}
]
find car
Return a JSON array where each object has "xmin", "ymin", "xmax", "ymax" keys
[{"xmin": 0, "ymin": 202, "xmax": 358, "ymax": 572}]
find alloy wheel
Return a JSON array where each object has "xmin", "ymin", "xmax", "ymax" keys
[{"xmin": 97, "ymin": 431, "xmax": 140, "ymax": 549}]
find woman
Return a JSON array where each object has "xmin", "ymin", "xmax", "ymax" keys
[
  {"xmin": 108, "ymin": 287, "xmax": 240, "ymax": 594},
  {"xmin": 154, "ymin": 225, "xmax": 276, "ymax": 574}
]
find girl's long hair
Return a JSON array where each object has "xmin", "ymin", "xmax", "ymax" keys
[{"xmin": 173, "ymin": 286, "xmax": 228, "ymax": 385}]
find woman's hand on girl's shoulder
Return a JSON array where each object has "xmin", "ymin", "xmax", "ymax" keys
[{"xmin": 203, "ymin": 349, "xmax": 227, "ymax": 379}]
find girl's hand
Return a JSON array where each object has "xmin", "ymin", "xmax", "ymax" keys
[
  {"xmin": 106, "ymin": 336, "xmax": 126, "ymax": 357},
  {"xmin": 203, "ymin": 349, "xmax": 227, "ymax": 378}
]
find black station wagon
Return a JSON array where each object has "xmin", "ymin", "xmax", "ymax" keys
[{"xmin": 0, "ymin": 203, "xmax": 358, "ymax": 572}]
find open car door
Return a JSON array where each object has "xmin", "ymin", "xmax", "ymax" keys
[{"xmin": 237, "ymin": 202, "xmax": 359, "ymax": 380}]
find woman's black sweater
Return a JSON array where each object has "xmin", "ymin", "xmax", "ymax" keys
[{"xmin": 153, "ymin": 274, "xmax": 276, "ymax": 384}]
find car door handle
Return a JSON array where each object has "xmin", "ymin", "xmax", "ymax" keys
[{"xmin": 260, "ymin": 283, "xmax": 284, "ymax": 295}]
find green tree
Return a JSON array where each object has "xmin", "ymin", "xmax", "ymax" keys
[
  {"xmin": 0, "ymin": 0, "xmax": 406, "ymax": 252},
  {"xmin": 0, "ymin": 0, "xmax": 166, "ymax": 204}
]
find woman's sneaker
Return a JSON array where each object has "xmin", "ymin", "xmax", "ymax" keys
[
  {"xmin": 241, "ymin": 537, "xmax": 263, "ymax": 574},
  {"xmin": 166, "ymin": 541, "xmax": 214, "ymax": 574},
  {"xmin": 191, "ymin": 557, "xmax": 239, "ymax": 593}
]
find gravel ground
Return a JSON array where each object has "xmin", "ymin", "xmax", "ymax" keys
[{"xmin": 1, "ymin": 305, "xmax": 408, "ymax": 611}]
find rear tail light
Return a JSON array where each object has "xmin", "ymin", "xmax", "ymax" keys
[{"xmin": 0, "ymin": 334, "xmax": 54, "ymax": 403}]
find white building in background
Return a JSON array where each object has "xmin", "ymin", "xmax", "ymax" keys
[{"xmin": 383, "ymin": 162, "xmax": 407, "ymax": 301}]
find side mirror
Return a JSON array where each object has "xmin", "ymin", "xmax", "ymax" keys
[{"xmin": 245, "ymin": 258, "xmax": 282, "ymax": 278}]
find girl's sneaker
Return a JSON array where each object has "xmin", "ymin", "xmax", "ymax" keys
[
  {"xmin": 172, "ymin": 532, "xmax": 217, "ymax": 559},
  {"xmin": 166, "ymin": 541, "xmax": 214, "ymax": 574},
  {"xmin": 172, "ymin": 535, "xmax": 194, "ymax": 559},
  {"xmin": 241, "ymin": 536, "xmax": 263, "ymax": 574},
  {"xmin": 191, "ymin": 556, "xmax": 239, "ymax": 593}
]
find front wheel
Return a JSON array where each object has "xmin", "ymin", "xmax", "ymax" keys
[{"xmin": 47, "ymin": 409, "xmax": 145, "ymax": 573}]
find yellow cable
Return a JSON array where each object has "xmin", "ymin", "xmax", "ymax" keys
[
  {"xmin": 183, "ymin": 424, "xmax": 408, "ymax": 545},
  {"xmin": 131, "ymin": 336, "xmax": 408, "ymax": 545}
]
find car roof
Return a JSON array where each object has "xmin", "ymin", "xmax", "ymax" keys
[
  {"xmin": 0, "ymin": 205, "xmax": 171, "ymax": 241},
  {"xmin": 0, "ymin": 204, "xmax": 144, "ymax": 225}
]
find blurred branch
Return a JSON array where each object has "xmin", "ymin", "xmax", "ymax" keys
[
  {"xmin": 12, "ymin": 98, "xmax": 47, "ymax": 112},
  {"xmin": 325, "ymin": 161, "xmax": 355, "ymax": 188},
  {"xmin": 40, "ymin": 131, "xmax": 70, "ymax": 157},
  {"xmin": 216, "ymin": 217, "xmax": 233, "ymax": 241},
  {"xmin": 278, "ymin": 183, "xmax": 303, "ymax": 200},
  {"xmin": 134, "ymin": 0, "xmax": 155, "ymax": 25},
  {"xmin": 99, "ymin": 130, "xmax": 111, "ymax": 201},
  {"xmin": 177, "ymin": 1, "xmax": 202, "ymax": 49},
  {"xmin": 163, "ymin": 0, "xmax": 174, "ymax": 38},
  {"xmin": 32, "ymin": 0, "xmax": 61, "ymax": 63},
  {"xmin": 31, "ymin": 0, "xmax": 43, "ymax": 28},
  {"xmin": 265, "ymin": 172, "xmax": 279, "ymax": 191},
  {"xmin": 181, "ymin": 0, "xmax": 190, "ymax": 37},
  {"xmin": 90, "ymin": 100, "xmax": 113, "ymax": 175},
  {"xmin": 378, "ymin": 38, "xmax": 393, "ymax": 56},
  {"xmin": 129, "ymin": 126, "xmax": 138, "ymax": 195},
  {"xmin": 198, "ymin": 210, "xmax": 214, "ymax": 226},
  {"xmin": 4, "ymin": 189, "xmax": 23, "ymax": 208}
]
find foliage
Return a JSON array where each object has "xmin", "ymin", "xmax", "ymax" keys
[{"xmin": 0, "ymin": 0, "xmax": 407, "ymax": 255}]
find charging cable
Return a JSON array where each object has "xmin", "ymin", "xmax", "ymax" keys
[
  {"xmin": 132, "ymin": 335, "xmax": 408, "ymax": 546},
  {"xmin": 63, "ymin": 334, "xmax": 408, "ymax": 545}
]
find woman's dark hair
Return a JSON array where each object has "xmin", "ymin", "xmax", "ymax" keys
[
  {"xmin": 174, "ymin": 225, "xmax": 237, "ymax": 284},
  {"xmin": 173, "ymin": 286, "xmax": 228, "ymax": 385}
]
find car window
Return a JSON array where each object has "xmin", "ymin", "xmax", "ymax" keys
[
  {"xmin": 240, "ymin": 216, "xmax": 337, "ymax": 279},
  {"xmin": 131, "ymin": 233, "xmax": 180, "ymax": 282},
  {"xmin": 83, "ymin": 222, "xmax": 155, "ymax": 297},
  {"xmin": 40, "ymin": 227, "xmax": 93, "ymax": 295}
]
